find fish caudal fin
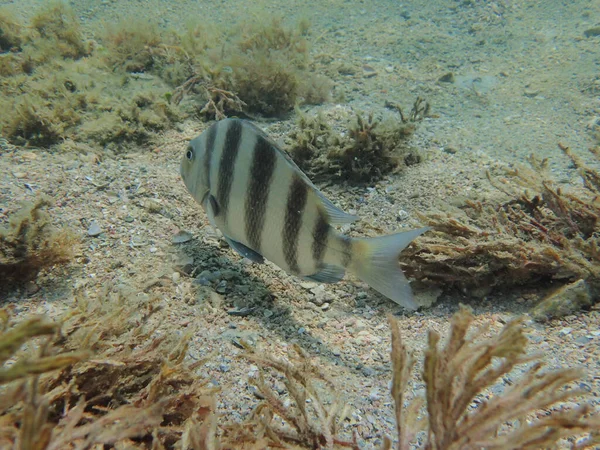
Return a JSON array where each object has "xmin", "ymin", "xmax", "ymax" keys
[{"xmin": 352, "ymin": 227, "xmax": 429, "ymax": 310}]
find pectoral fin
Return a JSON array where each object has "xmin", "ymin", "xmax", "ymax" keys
[
  {"xmin": 304, "ymin": 264, "xmax": 345, "ymax": 283},
  {"xmin": 224, "ymin": 236, "xmax": 265, "ymax": 264},
  {"xmin": 204, "ymin": 194, "xmax": 219, "ymax": 229}
]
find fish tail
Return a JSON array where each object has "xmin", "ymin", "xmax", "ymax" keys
[{"xmin": 351, "ymin": 227, "xmax": 429, "ymax": 310}]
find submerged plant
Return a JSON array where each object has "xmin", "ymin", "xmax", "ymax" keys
[
  {"xmin": 403, "ymin": 142, "xmax": 600, "ymax": 317},
  {"xmin": 288, "ymin": 98, "xmax": 427, "ymax": 183},
  {"xmin": 385, "ymin": 306, "xmax": 600, "ymax": 449},
  {"xmin": 0, "ymin": 197, "xmax": 75, "ymax": 291}
]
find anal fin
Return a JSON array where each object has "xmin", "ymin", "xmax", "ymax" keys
[
  {"xmin": 304, "ymin": 264, "xmax": 345, "ymax": 283},
  {"xmin": 224, "ymin": 236, "xmax": 264, "ymax": 264}
]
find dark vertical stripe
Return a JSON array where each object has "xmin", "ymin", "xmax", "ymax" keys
[
  {"xmin": 216, "ymin": 120, "xmax": 243, "ymax": 220},
  {"xmin": 340, "ymin": 236, "xmax": 353, "ymax": 268},
  {"xmin": 311, "ymin": 210, "xmax": 329, "ymax": 265},
  {"xmin": 283, "ymin": 175, "xmax": 308, "ymax": 274},
  {"xmin": 203, "ymin": 122, "xmax": 218, "ymax": 190},
  {"xmin": 245, "ymin": 136, "xmax": 276, "ymax": 252}
]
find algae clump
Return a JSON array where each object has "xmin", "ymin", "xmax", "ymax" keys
[
  {"xmin": 288, "ymin": 98, "xmax": 428, "ymax": 183},
  {"xmin": 0, "ymin": 6, "xmax": 332, "ymax": 150},
  {"xmin": 403, "ymin": 143, "xmax": 600, "ymax": 317},
  {"xmin": 0, "ymin": 197, "xmax": 75, "ymax": 292}
]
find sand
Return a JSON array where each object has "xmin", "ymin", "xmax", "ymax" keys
[{"xmin": 1, "ymin": 0, "xmax": 599, "ymax": 446}]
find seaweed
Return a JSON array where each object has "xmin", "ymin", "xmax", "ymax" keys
[
  {"xmin": 234, "ymin": 344, "xmax": 356, "ymax": 448},
  {"xmin": 101, "ymin": 19, "xmax": 165, "ymax": 73},
  {"xmin": 0, "ymin": 291, "xmax": 597, "ymax": 448},
  {"xmin": 0, "ymin": 197, "xmax": 75, "ymax": 291},
  {"xmin": 402, "ymin": 143, "xmax": 600, "ymax": 317},
  {"xmin": 28, "ymin": 2, "xmax": 89, "ymax": 60},
  {"xmin": 0, "ymin": 283, "xmax": 218, "ymax": 448},
  {"xmin": 385, "ymin": 306, "xmax": 600, "ymax": 449},
  {"xmin": 0, "ymin": 8, "xmax": 23, "ymax": 52},
  {"xmin": 0, "ymin": 9, "xmax": 25, "ymax": 76},
  {"xmin": 288, "ymin": 98, "xmax": 427, "ymax": 183},
  {"xmin": 172, "ymin": 18, "xmax": 331, "ymax": 118},
  {"xmin": 0, "ymin": 7, "xmax": 331, "ymax": 149}
]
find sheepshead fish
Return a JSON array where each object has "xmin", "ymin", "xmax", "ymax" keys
[{"xmin": 180, "ymin": 118, "xmax": 428, "ymax": 309}]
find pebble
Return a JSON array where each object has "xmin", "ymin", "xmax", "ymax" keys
[
  {"xmin": 171, "ymin": 272, "xmax": 180, "ymax": 283},
  {"xmin": 368, "ymin": 388, "xmax": 380, "ymax": 401},
  {"xmin": 174, "ymin": 255, "xmax": 194, "ymax": 274},
  {"xmin": 523, "ymin": 88, "xmax": 540, "ymax": 98},
  {"xmin": 361, "ymin": 366, "xmax": 376, "ymax": 377},
  {"xmin": 87, "ymin": 222, "xmax": 102, "ymax": 237},
  {"xmin": 310, "ymin": 284, "xmax": 331, "ymax": 306},
  {"xmin": 558, "ymin": 327, "xmax": 572, "ymax": 336},
  {"xmin": 397, "ymin": 210, "xmax": 409, "ymax": 221},
  {"xmin": 216, "ymin": 280, "xmax": 227, "ymax": 293},
  {"xmin": 362, "ymin": 65, "xmax": 377, "ymax": 78},
  {"xmin": 574, "ymin": 336, "xmax": 592, "ymax": 345},
  {"xmin": 172, "ymin": 230, "xmax": 192, "ymax": 244}
]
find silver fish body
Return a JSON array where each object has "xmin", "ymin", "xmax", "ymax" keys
[{"xmin": 180, "ymin": 118, "xmax": 428, "ymax": 309}]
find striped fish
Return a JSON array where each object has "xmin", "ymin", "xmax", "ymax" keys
[{"xmin": 180, "ymin": 118, "xmax": 429, "ymax": 309}]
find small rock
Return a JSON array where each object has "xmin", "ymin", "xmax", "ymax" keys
[
  {"xmin": 310, "ymin": 284, "xmax": 331, "ymax": 306},
  {"xmin": 575, "ymin": 336, "xmax": 592, "ymax": 345},
  {"xmin": 583, "ymin": 26, "xmax": 600, "ymax": 38},
  {"xmin": 368, "ymin": 388, "xmax": 380, "ymax": 401},
  {"xmin": 172, "ymin": 231, "xmax": 192, "ymax": 244},
  {"xmin": 524, "ymin": 88, "xmax": 540, "ymax": 98},
  {"xmin": 263, "ymin": 309, "xmax": 274, "ymax": 318},
  {"xmin": 531, "ymin": 279, "xmax": 592, "ymax": 322},
  {"xmin": 438, "ymin": 72, "xmax": 455, "ymax": 83},
  {"xmin": 362, "ymin": 64, "xmax": 377, "ymax": 78},
  {"xmin": 25, "ymin": 281, "xmax": 40, "ymax": 296},
  {"xmin": 174, "ymin": 255, "xmax": 194, "ymax": 274},
  {"xmin": 172, "ymin": 272, "xmax": 180, "ymax": 283},
  {"xmin": 87, "ymin": 222, "xmax": 102, "ymax": 237},
  {"xmin": 558, "ymin": 327, "xmax": 572, "ymax": 337},
  {"xmin": 384, "ymin": 65, "xmax": 394, "ymax": 73},
  {"xmin": 216, "ymin": 280, "xmax": 227, "ymax": 293},
  {"xmin": 124, "ymin": 216, "xmax": 134, "ymax": 223},
  {"xmin": 397, "ymin": 210, "xmax": 409, "ymax": 221},
  {"xmin": 361, "ymin": 366, "xmax": 376, "ymax": 377}
]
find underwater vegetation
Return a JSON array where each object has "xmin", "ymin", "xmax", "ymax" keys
[
  {"xmin": 288, "ymin": 98, "xmax": 428, "ymax": 183},
  {"xmin": 0, "ymin": 197, "xmax": 74, "ymax": 292},
  {"xmin": 0, "ymin": 5, "xmax": 330, "ymax": 149},
  {"xmin": 0, "ymin": 292, "xmax": 597, "ymax": 448},
  {"xmin": 403, "ymin": 143, "xmax": 600, "ymax": 319},
  {"xmin": 169, "ymin": 17, "xmax": 332, "ymax": 118}
]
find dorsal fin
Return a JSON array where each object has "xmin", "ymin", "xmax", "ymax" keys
[{"xmin": 317, "ymin": 193, "xmax": 358, "ymax": 224}]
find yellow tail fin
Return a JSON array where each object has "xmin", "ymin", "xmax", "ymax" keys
[{"xmin": 352, "ymin": 227, "xmax": 429, "ymax": 309}]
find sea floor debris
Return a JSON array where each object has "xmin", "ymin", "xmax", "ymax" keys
[{"xmin": 403, "ymin": 143, "xmax": 600, "ymax": 318}]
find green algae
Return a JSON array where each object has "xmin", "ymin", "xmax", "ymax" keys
[{"xmin": 0, "ymin": 4, "xmax": 330, "ymax": 149}]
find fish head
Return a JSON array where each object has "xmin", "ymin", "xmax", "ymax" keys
[{"xmin": 180, "ymin": 134, "xmax": 210, "ymax": 205}]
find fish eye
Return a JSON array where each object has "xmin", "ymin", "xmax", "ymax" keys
[{"xmin": 186, "ymin": 146, "xmax": 194, "ymax": 161}]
